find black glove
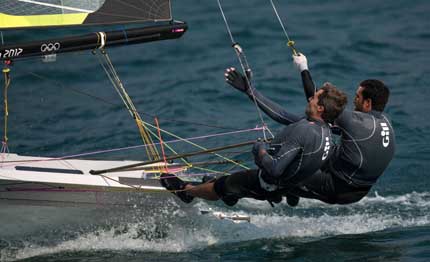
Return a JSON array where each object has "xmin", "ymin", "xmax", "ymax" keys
[
  {"xmin": 252, "ymin": 141, "xmax": 268, "ymax": 159},
  {"xmin": 225, "ymin": 67, "xmax": 250, "ymax": 94}
]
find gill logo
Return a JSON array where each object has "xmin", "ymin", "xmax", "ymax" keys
[
  {"xmin": 322, "ymin": 137, "xmax": 330, "ymax": 160},
  {"xmin": 380, "ymin": 122, "xmax": 390, "ymax": 147}
]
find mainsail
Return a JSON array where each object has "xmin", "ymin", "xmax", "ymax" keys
[
  {"xmin": 0, "ymin": 0, "xmax": 187, "ymax": 60},
  {"xmin": 0, "ymin": 0, "xmax": 172, "ymax": 29}
]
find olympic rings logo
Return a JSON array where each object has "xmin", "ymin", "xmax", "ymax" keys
[{"xmin": 40, "ymin": 42, "xmax": 61, "ymax": 52}]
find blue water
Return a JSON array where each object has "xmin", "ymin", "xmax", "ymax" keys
[{"xmin": 1, "ymin": 0, "xmax": 430, "ymax": 261}]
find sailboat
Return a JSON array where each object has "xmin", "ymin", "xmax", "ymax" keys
[
  {"xmin": 0, "ymin": 1, "xmax": 254, "ymax": 222},
  {"xmin": 0, "ymin": 0, "xmax": 191, "ymax": 207},
  {"xmin": 0, "ymin": 1, "xmax": 256, "ymax": 224}
]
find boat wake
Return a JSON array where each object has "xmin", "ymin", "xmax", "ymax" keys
[{"xmin": 1, "ymin": 191, "xmax": 430, "ymax": 261}]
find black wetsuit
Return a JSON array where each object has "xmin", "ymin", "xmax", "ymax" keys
[
  {"xmin": 241, "ymin": 71, "xmax": 396, "ymax": 204},
  {"xmin": 214, "ymin": 117, "xmax": 333, "ymax": 204}
]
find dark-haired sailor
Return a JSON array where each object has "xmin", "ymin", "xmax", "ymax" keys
[{"xmin": 160, "ymin": 83, "xmax": 348, "ymax": 206}]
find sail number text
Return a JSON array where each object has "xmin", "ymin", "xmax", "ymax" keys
[{"xmin": 0, "ymin": 48, "xmax": 23, "ymax": 59}]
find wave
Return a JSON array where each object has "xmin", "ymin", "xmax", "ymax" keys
[
  {"xmin": 232, "ymin": 191, "xmax": 430, "ymax": 211},
  {"xmin": 2, "ymin": 191, "xmax": 430, "ymax": 261}
]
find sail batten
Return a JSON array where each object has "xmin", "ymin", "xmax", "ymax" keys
[{"xmin": 0, "ymin": 0, "xmax": 172, "ymax": 29}]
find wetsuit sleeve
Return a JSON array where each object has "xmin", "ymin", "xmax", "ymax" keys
[
  {"xmin": 247, "ymin": 88, "xmax": 303, "ymax": 125},
  {"xmin": 301, "ymin": 70, "xmax": 316, "ymax": 101},
  {"xmin": 255, "ymin": 127, "xmax": 302, "ymax": 179}
]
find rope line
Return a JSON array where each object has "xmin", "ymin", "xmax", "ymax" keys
[
  {"xmin": 217, "ymin": 0, "xmax": 273, "ymax": 141},
  {"xmin": 154, "ymin": 117, "xmax": 169, "ymax": 173},
  {"xmin": 1, "ymin": 67, "xmax": 11, "ymax": 154},
  {"xmin": 89, "ymin": 140, "xmax": 256, "ymax": 175},
  {"xmin": 142, "ymin": 120, "xmax": 251, "ymax": 170},
  {"xmin": 95, "ymin": 48, "xmax": 249, "ymax": 174},
  {"xmin": 0, "ymin": 127, "xmax": 262, "ymax": 169},
  {"xmin": 27, "ymin": 71, "xmax": 240, "ymax": 131},
  {"xmin": 95, "ymin": 49, "xmax": 160, "ymax": 161},
  {"xmin": 269, "ymin": 0, "xmax": 298, "ymax": 55}
]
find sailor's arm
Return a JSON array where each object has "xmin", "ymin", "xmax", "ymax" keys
[
  {"xmin": 293, "ymin": 53, "xmax": 316, "ymax": 101},
  {"xmin": 253, "ymin": 130, "xmax": 302, "ymax": 181},
  {"xmin": 293, "ymin": 54, "xmax": 343, "ymax": 135},
  {"xmin": 225, "ymin": 68, "xmax": 302, "ymax": 125},
  {"xmin": 301, "ymin": 70, "xmax": 316, "ymax": 100},
  {"xmin": 248, "ymin": 88, "xmax": 303, "ymax": 125}
]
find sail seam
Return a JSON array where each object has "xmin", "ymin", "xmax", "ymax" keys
[{"xmin": 16, "ymin": 0, "xmax": 93, "ymax": 13}]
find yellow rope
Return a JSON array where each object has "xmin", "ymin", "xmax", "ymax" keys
[
  {"xmin": 95, "ymin": 49, "xmax": 161, "ymax": 161},
  {"xmin": 105, "ymin": 54, "xmax": 160, "ymax": 161},
  {"xmin": 134, "ymin": 114, "xmax": 160, "ymax": 160},
  {"xmin": 95, "ymin": 49, "xmax": 249, "ymax": 175},
  {"xmin": 142, "ymin": 119, "xmax": 250, "ymax": 170},
  {"xmin": 132, "ymin": 118, "xmax": 250, "ymax": 177}
]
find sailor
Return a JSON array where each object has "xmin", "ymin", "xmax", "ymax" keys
[
  {"xmin": 219, "ymin": 54, "xmax": 395, "ymax": 206},
  {"xmin": 160, "ymin": 83, "xmax": 347, "ymax": 206},
  {"xmin": 282, "ymin": 53, "xmax": 396, "ymax": 204}
]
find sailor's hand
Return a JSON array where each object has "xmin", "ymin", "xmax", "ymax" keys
[
  {"xmin": 225, "ymin": 67, "xmax": 250, "ymax": 93},
  {"xmin": 292, "ymin": 53, "xmax": 309, "ymax": 72},
  {"xmin": 252, "ymin": 141, "xmax": 268, "ymax": 158}
]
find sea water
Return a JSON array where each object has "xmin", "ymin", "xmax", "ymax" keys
[{"xmin": 1, "ymin": 0, "xmax": 430, "ymax": 261}]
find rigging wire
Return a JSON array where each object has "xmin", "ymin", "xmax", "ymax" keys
[
  {"xmin": 27, "ymin": 71, "xmax": 241, "ymax": 131},
  {"xmin": 1, "ymin": 67, "xmax": 11, "ymax": 154},
  {"xmin": 142, "ymin": 120, "xmax": 251, "ymax": 170},
  {"xmin": 3, "ymin": 67, "xmax": 261, "ymax": 171},
  {"xmin": 93, "ymin": 46, "xmax": 250, "ymax": 174},
  {"xmin": 92, "ymin": 32, "xmax": 251, "ymax": 173},
  {"xmin": 0, "ymin": 31, "xmax": 258, "ymax": 175},
  {"xmin": 216, "ymin": 0, "xmax": 274, "ymax": 141},
  {"xmin": 154, "ymin": 117, "xmax": 169, "ymax": 172},
  {"xmin": 89, "ymin": 139, "xmax": 256, "ymax": 175},
  {"xmin": 24, "ymin": 68, "xmax": 255, "ymax": 174},
  {"xmin": 0, "ymin": 127, "xmax": 261, "ymax": 170},
  {"xmin": 95, "ymin": 49, "xmax": 161, "ymax": 161},
  {"xmin": 269, "ymin": 0, "xmax": 298, "ymax": 55}
]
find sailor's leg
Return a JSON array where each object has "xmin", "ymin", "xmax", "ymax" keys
[
  {"xmin": 185, "ymin": 169, "xmax": 267, "ymax": 206},
  {"xmin": 184, "ymin": 181, "xmax": 219, "ymax": 201},
  {"xmin": 213, "ymin": 169, "xmax": 269, "ymax": 206},
  {"xmin": 281, "ymin": 170, "xmax": 372, "ymax": 205},
  {"xmin": 161, "ymin": 170, "xmax": 268, "ymax": 205},
  {"xmin": 284, "ymin": 170, "xmax": 338, "ymax": 204}
]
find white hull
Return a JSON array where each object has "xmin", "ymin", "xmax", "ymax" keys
[
  {"xmin": 0, "ymin": 153, "xmax": 181, "ymax": 207},
  {"xmin": 0, "ymin": 153, "xmax": 252, "ymax": 223}
]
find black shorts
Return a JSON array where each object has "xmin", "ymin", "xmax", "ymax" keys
[
  {"xmin": 214, "ymin": 169, "xmax": 281, "ymax": 204},
  {"xmin": 213, "ymin": 169, "xmax": 371, "ymax": 205},
  {"xmin": 287, "ymin": 170, "xmax": 372, "ymax": 204}
]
